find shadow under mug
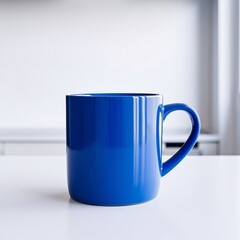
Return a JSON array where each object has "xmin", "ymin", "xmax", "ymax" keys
[{"xmin": 66, "ymin": 93, "xmax": 200, "ymax": 206}]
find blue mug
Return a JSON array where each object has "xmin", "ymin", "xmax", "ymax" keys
[{"xmin": 66, "ymin": 93, "xmax": 200, "ymax": 206}]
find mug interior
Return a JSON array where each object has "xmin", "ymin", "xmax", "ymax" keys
[{"xmin": 68, "ymin": 93, "xmax": 161, "ymax": 97}]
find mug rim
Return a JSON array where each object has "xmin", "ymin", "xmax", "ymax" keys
[{"xmin": 67, "ymin": 93, "xmax": 163, "ymax": 98}]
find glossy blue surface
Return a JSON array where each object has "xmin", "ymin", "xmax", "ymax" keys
[
  {"xmin": 66, "ymin": 94, "xmax": 200, "ymax": 206},
  {"xmin": 161, "ymin": 104, "xmax": 200, "ymax": 176}
]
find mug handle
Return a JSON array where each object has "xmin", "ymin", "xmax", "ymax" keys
[{"xmin": 158, "ymin": 103, "xmax": 201, "ymax": 177}]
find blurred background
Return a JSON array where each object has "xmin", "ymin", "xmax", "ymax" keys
[{"xmin": 0, "ymin": 0, "xmax": 239, "ymax": 155}]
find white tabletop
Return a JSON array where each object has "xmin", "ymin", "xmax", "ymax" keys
[{"xmin": 0, "ymin": 155, "xmax": 240, "ymax": 240}]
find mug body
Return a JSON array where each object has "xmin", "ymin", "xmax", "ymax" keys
[{"xmin": 66, "ymin": 93, "xmax": 164, "ymax": 206}]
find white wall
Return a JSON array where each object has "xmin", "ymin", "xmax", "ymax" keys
[
  {"xmin": 218, "ymin": 0, "xmax": 239, "ymax": 154},
  {"xmin": 238, "ymin": 0, "xmax": 240, "ymax": 155},
  {"xmin": 0, "ymin": 0, "xmax": 212, "ymax": 131}
]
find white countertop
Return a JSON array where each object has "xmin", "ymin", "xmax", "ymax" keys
[
  {"xmin": 0, "ymin": 128, "xmax": 219, "ymax": 143},
  {"xmin": 1, "ymin": 155, "xmax": 239, "ymax": 240},
  {"xmin": 0, "ymin": 128, "xmax": 65, "ymax": 142}
]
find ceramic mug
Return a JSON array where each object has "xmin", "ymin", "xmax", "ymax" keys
[{"xmin": 66, "ymin": 93, "xmax": 200, "ymax": 206}]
